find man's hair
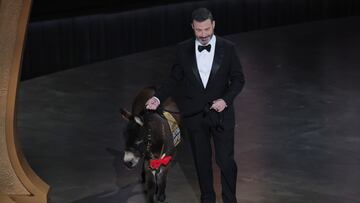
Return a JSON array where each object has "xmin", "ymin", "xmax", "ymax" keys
[{"xmin": 191, "ymin": 8, "xmax": 213, "ymax": 22}]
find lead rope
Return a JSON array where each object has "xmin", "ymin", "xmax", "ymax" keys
[{"xmin": 146, "ymin": 128, "xmax": 153, "ymax": 160}]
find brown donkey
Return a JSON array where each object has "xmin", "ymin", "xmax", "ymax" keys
[{"xmin": 120, "ymin": 87, "xmax": 181, "ymax": 203}]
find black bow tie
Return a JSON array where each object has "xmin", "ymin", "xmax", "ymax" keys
[{"xmin": 198, "ymin": 44, "xmax": 211, "ymax": 52}]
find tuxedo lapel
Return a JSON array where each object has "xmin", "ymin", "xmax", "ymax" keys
[
  {"xmin": 207, "ymin": 39, "xmax": 224, "ymax": 89},
  {"xmin": 185, "ymin": 41, "xmax": 204, "ymax": 89}
]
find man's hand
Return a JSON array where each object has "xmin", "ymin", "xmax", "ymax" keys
[
  {"xmin": 210, "ymin": 99, "xmax": 227, "ymax": 112},
  {"xmin": 145, "ymin": 97, "xmax": 160, "ymax": 110}
]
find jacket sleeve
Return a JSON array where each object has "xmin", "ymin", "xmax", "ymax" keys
[
  {"xmin": 222, "ymin": 44, "xmax": 245, "ymax": 105},
  {"xmin": 155, "ymin": 47, "xmax": 184, "ymax": 103}
]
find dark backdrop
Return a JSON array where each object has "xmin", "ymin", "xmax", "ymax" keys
[
  {"xmin": 22, "ymin": 0, "xmax": 360, "ymax": 79},
  {"xmin": 30, "ymin": 0, "xmax": 200, "ymax": 21}
]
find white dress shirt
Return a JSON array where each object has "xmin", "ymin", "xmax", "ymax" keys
[{"xmin": 195, "ymin": 35, "xmax": 216, "ymax": 88}]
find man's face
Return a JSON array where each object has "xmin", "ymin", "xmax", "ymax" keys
[{"xmin": 192, "ymin": 19, "xmax": 215, "ymax": 45}]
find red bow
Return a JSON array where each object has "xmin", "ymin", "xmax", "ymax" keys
[{"xmin": 149, "ymin": 156, "xmax": 172, "ymax": 170}]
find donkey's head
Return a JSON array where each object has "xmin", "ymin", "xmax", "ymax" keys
[
  {"xmin": 120, "ymin": 108, "xmax": 145, "ymax": 169},
  {"xmin": 120, "ymin": 108, "xmax": 171, "ymax": 169}
]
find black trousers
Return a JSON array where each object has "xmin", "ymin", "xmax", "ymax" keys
[{"xmin": 184, "ymin": 109, "xmax": 237, "ymax": 203}]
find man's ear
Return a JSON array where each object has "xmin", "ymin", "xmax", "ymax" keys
[
  {"xmin": 120, "ymin": 108, "xmax": 132, "ymax": 121},
  {"xmin": 212, "ymin": 20, "xmax": 215, "ymax": 29}
]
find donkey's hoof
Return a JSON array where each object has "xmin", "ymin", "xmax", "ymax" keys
[{"xmin": 158, "ymin": 194, "xmax": 166, "ymax": 203}]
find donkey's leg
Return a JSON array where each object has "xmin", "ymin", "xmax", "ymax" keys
[
  {"xmin": 156, "ymin": 166, "xmax": 169, "ymax": 203},
  {"xmin": 144, "ymin": 164, "xmax": 157, "ymax": 203},
  {"xmin": 141, "ymin": 166, "xmax": 146, "ymax": 183}
]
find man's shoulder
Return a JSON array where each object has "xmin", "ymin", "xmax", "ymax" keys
[{"xmin": 216, "ymin": 36, "xmax": 236, "ymax": 47}]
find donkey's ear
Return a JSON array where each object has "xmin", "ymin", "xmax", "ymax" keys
[
  {"xmin": 120, "ymin": 108, "xmax": 132, "ymax": 121},
  {"xmin": 133, "ymin": 116, "xmax": 144, "ymax": 126}
]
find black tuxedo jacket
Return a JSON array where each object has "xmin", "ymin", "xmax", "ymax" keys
[{"xmin": 156, "ymin": 36, "xmax": 245, "ymax": 119}]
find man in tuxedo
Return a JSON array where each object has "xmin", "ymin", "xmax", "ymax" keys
[{"xmin": 146, "ymin": 7, "xmax": 245, "ymax": 203}]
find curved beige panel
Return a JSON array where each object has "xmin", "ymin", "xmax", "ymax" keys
[
  {"xmin": 0, "ymin": 0, "xmax": 49, "ymax": 202},
  {"xmin": 0, "ymin": 193, "xmax": 16, "ymax": 203}
]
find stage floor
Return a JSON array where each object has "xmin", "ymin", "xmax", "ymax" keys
[{"xmin": 17, "ymin": 16, "xmax": 360, "ymax": 203}]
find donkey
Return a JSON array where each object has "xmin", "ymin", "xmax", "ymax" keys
[{"xmin": 120, "ymin": 87, "xmax": 181, "ymax": 203}]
